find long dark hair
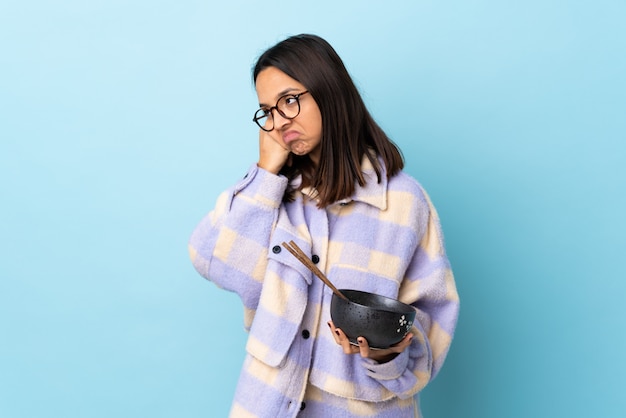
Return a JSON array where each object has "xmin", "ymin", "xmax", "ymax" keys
[{"xmin": 253, "ymin": 34, "xmax": 404, "ymax": 208}]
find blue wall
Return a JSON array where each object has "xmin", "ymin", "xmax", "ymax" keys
[{"xmin": 1, "ymin": 1, "xmax": 625, "ymax": 417}]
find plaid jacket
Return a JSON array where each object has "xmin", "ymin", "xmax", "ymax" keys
[{"xmin": 189, "ymin": 157, "xmax": 459, "ymax": 417}]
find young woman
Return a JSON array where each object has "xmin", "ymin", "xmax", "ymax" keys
[{"xmin": 189, "ymin": 34, "xmax": 459, "ymax": 417}]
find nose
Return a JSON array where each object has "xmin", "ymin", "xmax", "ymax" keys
[{"xmin": 270, "ymin": 108, "xmax": 291, "ymax": 131}]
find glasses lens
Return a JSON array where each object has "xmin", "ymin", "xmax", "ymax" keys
[
  {"xmin": 254, "ymin": 109, "xmax": 272, "ymax": 131},
  {"xmin": 277, "ymin": 95, "xmax": 301, "ymax": 119},
  {"xmin": 253, "ymin": 93, "xmax": 304, "ymax": 131}
]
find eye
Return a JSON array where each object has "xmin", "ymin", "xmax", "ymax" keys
[{"xmin": 284, "ymin": 96, "xmax": 298, "ymax": 106}]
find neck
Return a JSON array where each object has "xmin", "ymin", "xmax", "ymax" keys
[{"xmin": 308, "ymin": 145, "xmax": 321, "ymax": 168}]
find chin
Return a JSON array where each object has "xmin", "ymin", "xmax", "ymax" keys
[{"xmin": 290, "ymin": 145, "xmax": 310, "ymax": 156}]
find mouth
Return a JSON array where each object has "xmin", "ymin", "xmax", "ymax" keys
[{"xmin": 282, "ymin": 130, "xmax": 301, "ymax": 145}]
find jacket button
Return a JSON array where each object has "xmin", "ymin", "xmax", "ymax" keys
[
  {"xmin": 311, "ymin": 254, "xmax": 320, "ymax": 264},
  {"xmin": 302, "ymin": 329, "xmax": 310, "ymax": 339},
  {"xmin": 272, "ymin": 245, "xmax": 281, "ymax": 254}
]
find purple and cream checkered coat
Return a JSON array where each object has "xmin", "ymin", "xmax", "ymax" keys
[{"xmin": 189, "ymin": 157, "xmax": 459, "ymax": 417}]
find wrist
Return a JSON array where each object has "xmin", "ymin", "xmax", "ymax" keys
[{"xmin": 257, "ymin": 160, "xmax": 281, "ymax": 175}]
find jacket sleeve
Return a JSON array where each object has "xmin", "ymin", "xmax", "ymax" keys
[
  {"xmin": 188, "ymin": 164, "xmax": 289, "ymax": 329},
  {"xmin": 361, "ymin": 188, "xmax": 459, "ymax": 399}
]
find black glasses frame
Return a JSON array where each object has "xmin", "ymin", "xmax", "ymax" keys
[{"xmin": 252, "ymin": 91, "xmax": 310, "ymax": 132}]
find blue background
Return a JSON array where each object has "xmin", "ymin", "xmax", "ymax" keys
[{"xmin": 2, "ymin": 1, "xmax": 625, "ymax": 417}]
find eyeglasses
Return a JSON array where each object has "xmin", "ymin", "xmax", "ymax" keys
[{"xmin": 252, "ymin": 91, "xmax": 310, "ymax": 132}]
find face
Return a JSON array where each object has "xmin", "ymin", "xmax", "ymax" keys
[{"xmin": 255, "ymin": 67, "xmax": 323, "ymax": 164}]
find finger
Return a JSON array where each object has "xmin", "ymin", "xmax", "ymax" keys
[
  {"xmin": 327, "ymin": 321, "xmax": 342, "ymax": 344},
  {"xmin": 335, "ymin": 328, "xmax": 354, "ymax": 354},
  {"xmin": 398, "ymin": 333, "xmax": 414, "ymax": 350},
  {"xmin": 259, "ymin": 129, "xmax": 288, "ymax": 150},
  {"xmin": 357, "ymin": 337, "xmax": 371, "ymax": 358},
  {"xmin": 336, "ymin": 328, "xmax": 360, "ymax": 354},
  {"xmin": 389, "ymin": 333, "xmax": 414, "ymax": 353},
  {"xmin": 328, "ymin": 322, "xmax": 360, "ymax": 354},
  {"xmin": 328, "ymin": 322, "xmax": 350, "ymax": 348}
]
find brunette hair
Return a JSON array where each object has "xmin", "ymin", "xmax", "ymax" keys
[{"xmin": 253, "ymin": 34, "xmax": 404, "ymax": 207}]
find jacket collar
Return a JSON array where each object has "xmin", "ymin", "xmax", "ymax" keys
[{"xmin": 299, "ymin": 154, "xmax": 388, "ymax": 210}]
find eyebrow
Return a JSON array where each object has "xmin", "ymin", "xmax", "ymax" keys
[{"xmin": 258, "ymin": 87, "xmax": 300, "ymax": 107}]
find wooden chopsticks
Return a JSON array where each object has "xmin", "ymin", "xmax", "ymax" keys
[{"xmin": 281, "ymin": 240, "xmax": 349, "ymax": 301}]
